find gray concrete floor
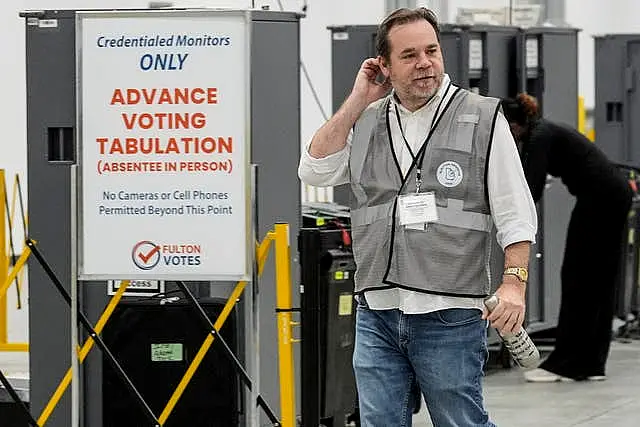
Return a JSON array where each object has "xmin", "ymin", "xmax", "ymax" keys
[
  {"xmin": 2, "ymin": 341, "xmax": 639, "ymax": 425},
  {"xmin": 2, "ymin": 274, "xmax": 640, "ymax": 427},
  {"xmin": 414, "ymin": 340, "xmax": 640, "ymax": 427}
]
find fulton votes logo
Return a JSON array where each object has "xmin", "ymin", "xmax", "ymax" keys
[
  {"xmin": 436, "ymin": 161, "xmax": 463, "ymax": 188},
  {"xmin": 132, "ymin": 241, "xmax": 202, "ymax": 270}
]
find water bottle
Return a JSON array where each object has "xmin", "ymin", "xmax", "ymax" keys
[{"xmin": 484, "ymin": 295, "xmax": 540, "ymax": 368}]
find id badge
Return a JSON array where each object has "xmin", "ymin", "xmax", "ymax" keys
[{"xmin": 398, "ymin": 192, "xmax": 438, "ymax": 226}]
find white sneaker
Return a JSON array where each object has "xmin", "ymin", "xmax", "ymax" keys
[
  {"xmin": 524, "ymin": 368, "xmax": 608, "ymax": 383},
  {"xmin": 524, "ymin": 368, "xmax": 574, "ymax": 383}
]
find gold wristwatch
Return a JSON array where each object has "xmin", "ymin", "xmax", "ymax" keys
[{"xmin": 504, "ymin": 266, "xmax": 528, "ymax": 283}]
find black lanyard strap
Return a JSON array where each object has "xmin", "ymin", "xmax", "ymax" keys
[
  {"xmin": 391, "ymin": 82, "xmax": 452, "ymax": 164},
  {"xmin": 394, "ymin": 104, "xmax": 415, "ymax": 160},
  {"xmin": 390, "ymin": 82, "xmax": 452, "ymax": 191},
  {"xmin": 386, "ymin": 82, "xmax": 460, "ymax": 193}
]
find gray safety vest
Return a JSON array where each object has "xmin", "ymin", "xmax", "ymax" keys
[{"xmin": 348, "ymin": 88, "xmax": 501, "ymax": 297}]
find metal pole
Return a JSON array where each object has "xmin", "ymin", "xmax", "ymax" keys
[
  {"xmin": 249, "ymin": 163, "xmax": 260, "ymax": 427},
  {"xmin": 70, "ymin": 164, "xmax": 80, "ymax": 427}
]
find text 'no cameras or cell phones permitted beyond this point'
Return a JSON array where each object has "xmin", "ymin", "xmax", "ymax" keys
[{"xmin": 99, "ymin": 189, "xmax": 233, "ymax": 217}]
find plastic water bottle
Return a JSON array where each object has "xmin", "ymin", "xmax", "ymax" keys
[{"xmin": 484, "ymin": 295, "xmax": 540, "ymax": 368}]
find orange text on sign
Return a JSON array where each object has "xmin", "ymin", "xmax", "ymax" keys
[
  {"xmin": 95, "ymin": 136, "xmax": 233, "ymax": 155},
  {"xmin": 110, "ymin": 87, "xmax": 218, "ymax": 105}
]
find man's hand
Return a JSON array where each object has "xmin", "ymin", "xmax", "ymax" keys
[
  {"xmin": 307, "ymin": 57, "xmax": 392, "ymax": 160},
  {"xmin": 483, "ymin": 280, "xmax": 526, "ymax": 335},
  {"xmin": 350, "ymin": 58, "xmax": 393, "ymax": 107}
]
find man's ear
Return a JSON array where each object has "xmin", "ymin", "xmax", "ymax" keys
[{"xmin": 377, "ymin": 55, "xmax": 390, "ymax": 79}]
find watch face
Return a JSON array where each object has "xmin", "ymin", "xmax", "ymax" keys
[{"xmin": 520, "ymin": 269, "xmax": 528, "ymax": 281}]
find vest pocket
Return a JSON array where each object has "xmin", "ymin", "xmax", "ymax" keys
[
  {"xmin": 351, "ymin": 217, "xmax": 391, "ymax": 290},
  {"xmin": 391, "ymin": 223, "xmax": 489, "ymax": 296},
  {"xmin": 451, "ymin": 114, "xmax": 479, "ymax": 153}
]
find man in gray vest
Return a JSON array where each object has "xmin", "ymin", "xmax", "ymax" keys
[{"xmin": 298, "ymin": 7, "xmax": 537, "ymax": 427}]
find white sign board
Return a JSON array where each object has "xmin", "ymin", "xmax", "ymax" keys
[{"xmin": 77, "ymin": 10, "xmax": 251, "ymax": 281}]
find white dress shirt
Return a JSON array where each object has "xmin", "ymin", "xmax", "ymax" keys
[{"xmin": 298, "ymin": 74, "xmax": 538, "ymax": 314}]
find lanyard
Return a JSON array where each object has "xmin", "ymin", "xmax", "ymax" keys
[{"xmin": 391, "ymin": 82, "xmax": 451, "ymax": 193}]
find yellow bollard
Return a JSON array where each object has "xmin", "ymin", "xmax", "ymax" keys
[{"xmin": 274, "ymin": 223, "xmax": 296, "ymax": 427}]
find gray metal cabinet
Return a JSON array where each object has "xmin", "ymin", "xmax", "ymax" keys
[
  {"xmin": 519, "ymin": 27, "xmax": 579, "ymax": 334},
  {"xmin": 595, "ymin": 34, "xmax": 640, "ymax": 167}
]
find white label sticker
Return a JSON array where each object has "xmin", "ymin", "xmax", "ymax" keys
[
  {"xmin": 526, "ymin": 38, "xmax": 539, "ymax": 68},
  {"xmin": 38, "ymin": 19, "xmax": 58, "ymax": 28},
  {"xmin": 332, "ymin": 32, "xmax": 349, "ymax": 41},
  {"xmin": 469, "ymin": 38, "xmax": 483, "ymax": 70}
]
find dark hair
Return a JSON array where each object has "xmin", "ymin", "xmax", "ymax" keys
[
  {"xmin": 501, "ymin": 93, "xmax": 540, "ymax": 126},
  {"xmin": 375, "ymin": 7, "xmax": 440, "ymax": 60}
]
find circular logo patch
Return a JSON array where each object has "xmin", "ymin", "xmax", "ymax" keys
[{"xmin": 436, "ymin": 161, "xmax": 463, "ymax": 187}]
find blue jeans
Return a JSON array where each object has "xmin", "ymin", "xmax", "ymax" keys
[{"xmin": 353, "ymin": 298, "xmax": 495, "ymax": 427}]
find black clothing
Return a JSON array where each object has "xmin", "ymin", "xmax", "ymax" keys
[
  {"xmin": 520, "ymin": 119, "xmax": 632, "ymax": 379},
  {"xmin": 521, "ymin": 119, "xmax": 631, "ymax": 204}
]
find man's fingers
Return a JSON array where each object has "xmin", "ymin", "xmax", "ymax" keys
[
  {"xmin": 363, "ymin": 57, "xmax": 380, "ymax": 67},
  {"xmin": 502, "ymin": 311, "xmax": 520, "ymax": 335},
  {"xmin": 360, "ymin": 67, "xmax": 377, "ymax": 80},
  {"xmin": 486, "ymin": 304, "xmax": 505, "ymax": 322},
  {"xmin": 491, "ymin": 312, "xmax": 507, "ymax": 331},
  {"xmin": 513, "ymin": 311, "xmax": 525, "ymax": 333},
  {"xmin": 362, "ymin": 58, "xmax": 380, "ymax": 72},
  {"xmin": 493, "ymin": 309, "xmax": 525, "ymax": 335}
]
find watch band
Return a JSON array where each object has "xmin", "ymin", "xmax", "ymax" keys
[{"xmin": 504, "ymin": 266, "xmax": 528, "ymax": 282}]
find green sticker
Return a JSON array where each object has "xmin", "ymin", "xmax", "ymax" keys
[
  {"xmin": 335, "ymin": 271, "xmax": 344, "ymax": 280},
  {"xmin": 338, "ymin": 294, "xmax": 353, "ymax": 316},
  {"xmin": 151, "ymin": 343, "xmax": 183, "ymax": 362}
]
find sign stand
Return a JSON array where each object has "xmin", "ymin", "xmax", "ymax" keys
[
  {"xmin": 70, "ymin": 165, "xmax": 80, "ymax": 427},
  {"xmin": 249, "ymin": 164, "xmax": 260, "ymax": 427},
  {"xmin": 28, "ymin": 239, "xmax": 161, "ymax": 425},
  {"xmin": 70, "ymin": 9, "xmax": 265, "ymax": 427}
]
